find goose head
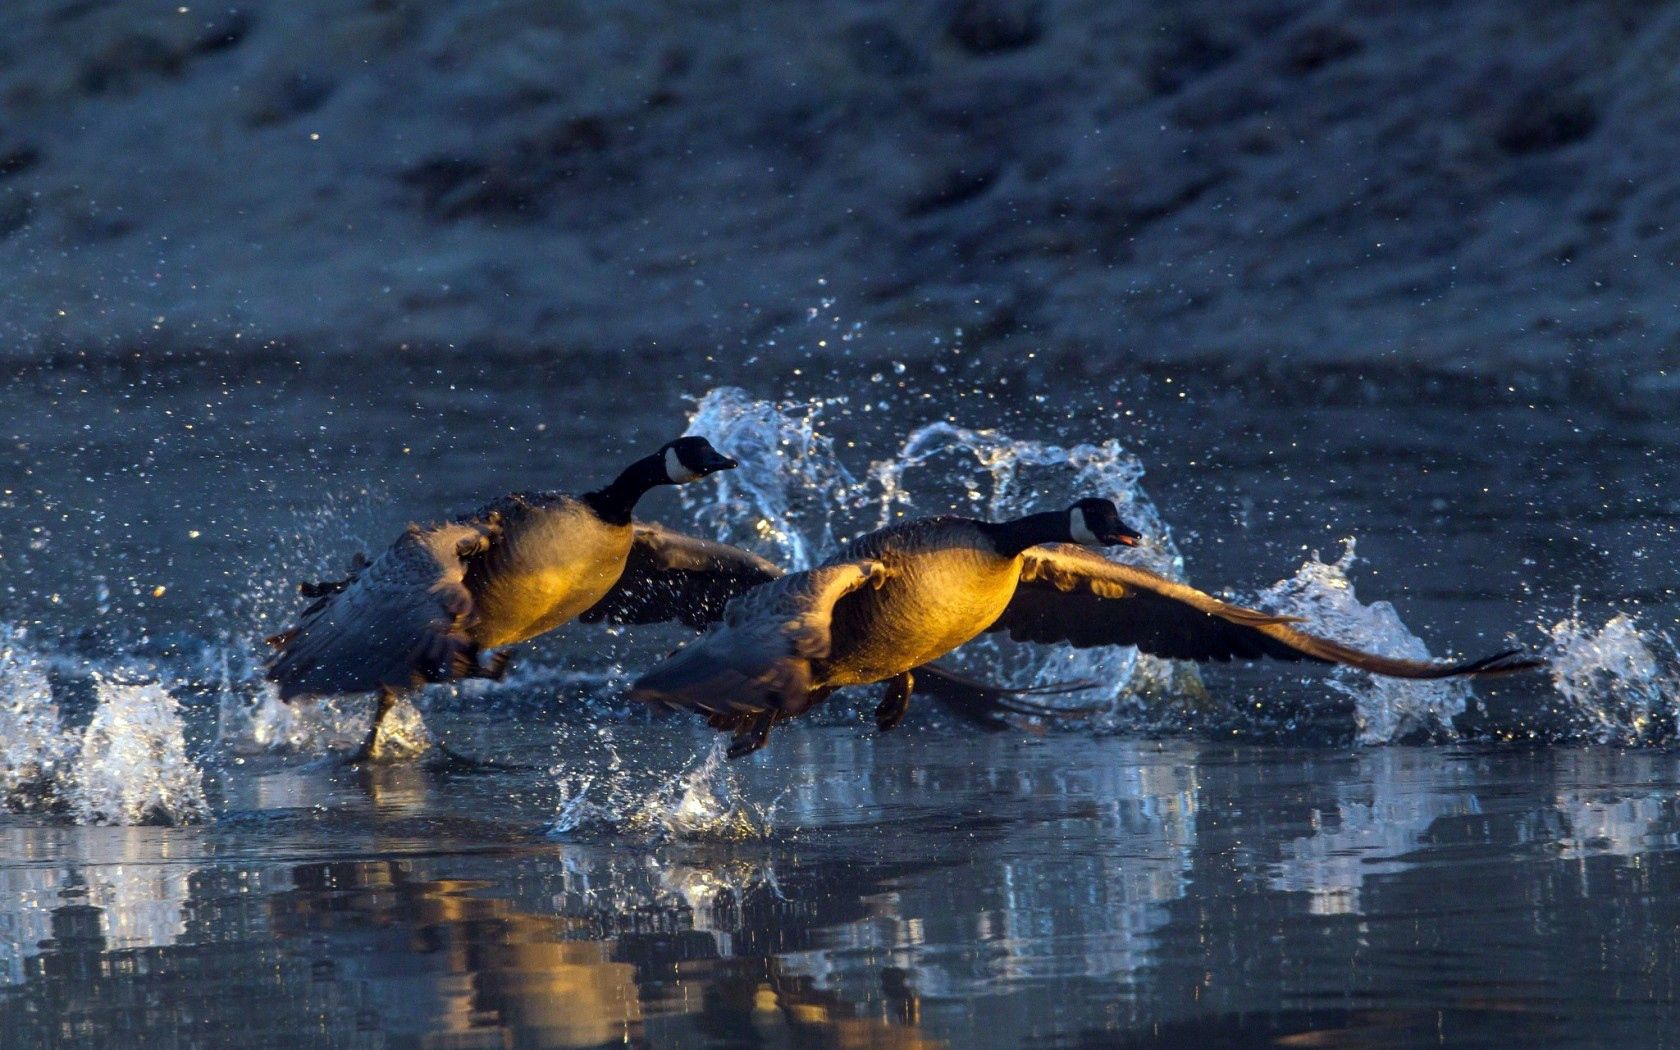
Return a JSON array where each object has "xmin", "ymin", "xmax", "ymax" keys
[
  {"xmin": 663, "ymin": 436, "xmax": 738, "ymax": 484},
  {"xmin": 1067, "ymin": 498, "xmax": 1141, "ymax": 547}
]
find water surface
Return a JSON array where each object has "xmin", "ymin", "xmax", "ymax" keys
[{"xmin": 1, "ymin": 358, "xmax": 1675, "ymax": 1047}]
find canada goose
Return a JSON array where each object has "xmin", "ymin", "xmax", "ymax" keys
[
  {"xmin": 265, "ymin": 436, "xmax": 777, "ymax": 761},
  {"xmin": 630, "ymin": 498, "xmax": 1543, "ymax": 757}
]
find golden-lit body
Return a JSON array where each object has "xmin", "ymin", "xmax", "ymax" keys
[
  {"xmin": 263, "ymin": 436, "xmax": 751, "ymax": 760},
  {"xmin": 465, "ymin": 496, "xmax": 633, "ymax": 648},
  {"xmin": 820, "ymin": 524, "xmax": 1021, "ymax": 686}
]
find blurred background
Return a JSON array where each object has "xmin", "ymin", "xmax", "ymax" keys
[{"xmin": 1, "ymin": 0, "xmax": 1675, "ymax": 387}]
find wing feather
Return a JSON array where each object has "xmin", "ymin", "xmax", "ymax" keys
[
  {"xmin": 578, "ymin": 522, "xmax": 782, "ymax": 629},
  {"xmin": 265, "ymin": 520, "xmax": 498, "ymax": 698},
  {"xmin": 629, "ymin": 560, "xmax": 889, "ymax": 716},
  {"xmin": 997, "ymin": 545, "xmax": 1540, "ymax": 678}
]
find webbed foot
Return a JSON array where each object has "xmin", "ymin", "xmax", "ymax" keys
[{"xmin": 727, "ymin": 713, "xmax": 776, "ymax": 759}]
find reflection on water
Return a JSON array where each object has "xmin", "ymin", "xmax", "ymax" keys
[
  {"xmin": 1271, "ymin": 748, "xmax": 1680, "ymax": 917},
  {"xmin": 4, "ymin": 736, "xmax": 1680, "ymax": 1045},
  {"xmin": 0, "ymin": 826, "xmax": 207, "ymax": 988},
  {"xmin": 1268, "ymin": 749, "xmax": 1485, "ymax": 914}
]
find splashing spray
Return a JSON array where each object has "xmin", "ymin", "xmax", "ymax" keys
[{"xmin": 1256, "ymin": 540, "xmax": 1471, "ymax": 745}]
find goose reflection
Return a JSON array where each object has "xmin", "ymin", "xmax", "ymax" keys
[{"xmin": 269, "ymin": 857, "xmax": 943, "ymax": 1048}]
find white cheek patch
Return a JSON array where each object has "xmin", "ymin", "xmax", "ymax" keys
[
  {"xmin": 1069, "ymin": 509, "xmax": 1101, "ymax": 546},
  {"xmin": 665, "ymin": 446, "xmax": 702, "ymax": 483}
]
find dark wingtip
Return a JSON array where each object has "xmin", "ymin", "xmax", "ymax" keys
[{"xmin": 1451, "ymin": 647, "xmax": 1548, "ymax": 676}]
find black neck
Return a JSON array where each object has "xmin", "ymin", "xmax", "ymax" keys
[
  {"xmin": 582, "ymin": 453, "xmax": 670, "ymax": 526},
  {"xmin": 979, "ymin": 511, "xmax": 1070, "ymax": 557}
]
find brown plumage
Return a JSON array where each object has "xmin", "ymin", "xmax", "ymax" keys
[
  {"xmin": 630, "ymin": 500, "xmax": 1542, "ymax": 758},
  {"xmin": 264, "ymin": 437, "xmax": 753, "ymax": 761}
]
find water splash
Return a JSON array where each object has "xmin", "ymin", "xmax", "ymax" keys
[
  {"xmin": 1544, "ymin": 610, "xmax": 1678, "ymax": 744},
  {"xmin": 0, "ymin": 626, "xmax": 208, "ymax": 824},
  {"xmin": 220, "ymin": 687, "xmax": 374, "ymax": 756},
  {"xmin": 1255, "ymin": 540, "xmax": 1470, "ymax": 745},
  {"xmin": 200, "ymin": 484, "xmax": 411, "ymax": 759},
  {"xmin": 0, "ymin": 626, "xmax": 74, "ymax": 812},
  {"xmin": 872, "ymin": 421, "xmax": 1183, "ymax": 579},
  {"xmin": 549, "ymin": 723, "xmax": 627, "ymax": 836},
  {"xmin": 550, "ymin": 735, "xmax": 772, "ymax": 842},
  {"xmin": 72, "ymin": 678, "xmax": 209, "ymax": 826},
  {"xmin": 634, "ymin": 739, "xmax": 774, "ymax": 840},
  {"xmin": 682, "ymin": 386, "xmax": 867, "ymax": 569}
]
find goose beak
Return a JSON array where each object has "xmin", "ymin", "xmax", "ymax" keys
[
  {"xmin": 1102, "ymin": 525, "xmax": 1142, "ymax": 547},
  {"xmin": 695, "ymin": 451, "xmax": 737, "ymax": 473}
]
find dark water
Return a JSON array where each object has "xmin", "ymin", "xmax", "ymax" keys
[
  {"xmin": 1, "ymin": 358, "xmax": 1677, "ymax": 1047},
  {"xmin": 7, "ymin": 737, "xmax": 1680, "ymax": 1047}
]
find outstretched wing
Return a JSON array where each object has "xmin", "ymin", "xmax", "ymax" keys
[
  {"xmin": 265, "ymin": 519, "xmax": 499, "ymax": 699},
  {"xmin": 578, "ymin": 522, "xmax": 782, "ymax": 630},
  {"xmin": 629, "ymin": 560, "xmax": 890, "ymax": 718},
  {"xmin": 993, "ymin": 545, "xmax": 1540, "ymax": 678}
]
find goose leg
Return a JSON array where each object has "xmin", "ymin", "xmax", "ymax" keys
[
  {"xmin": 350, "ymin": 688, "xmax": 398, "ymax": 763},
  {"xmin": 727, "ymin": 712, "xmax": 777, "ymax": 760},
  {"xmin": 875, "ymin": 670, "xmax": 915, "ymax": 732},
  {"xmin": 424, "ymin": 650, "xmax": 527, "ymax": 771}
]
